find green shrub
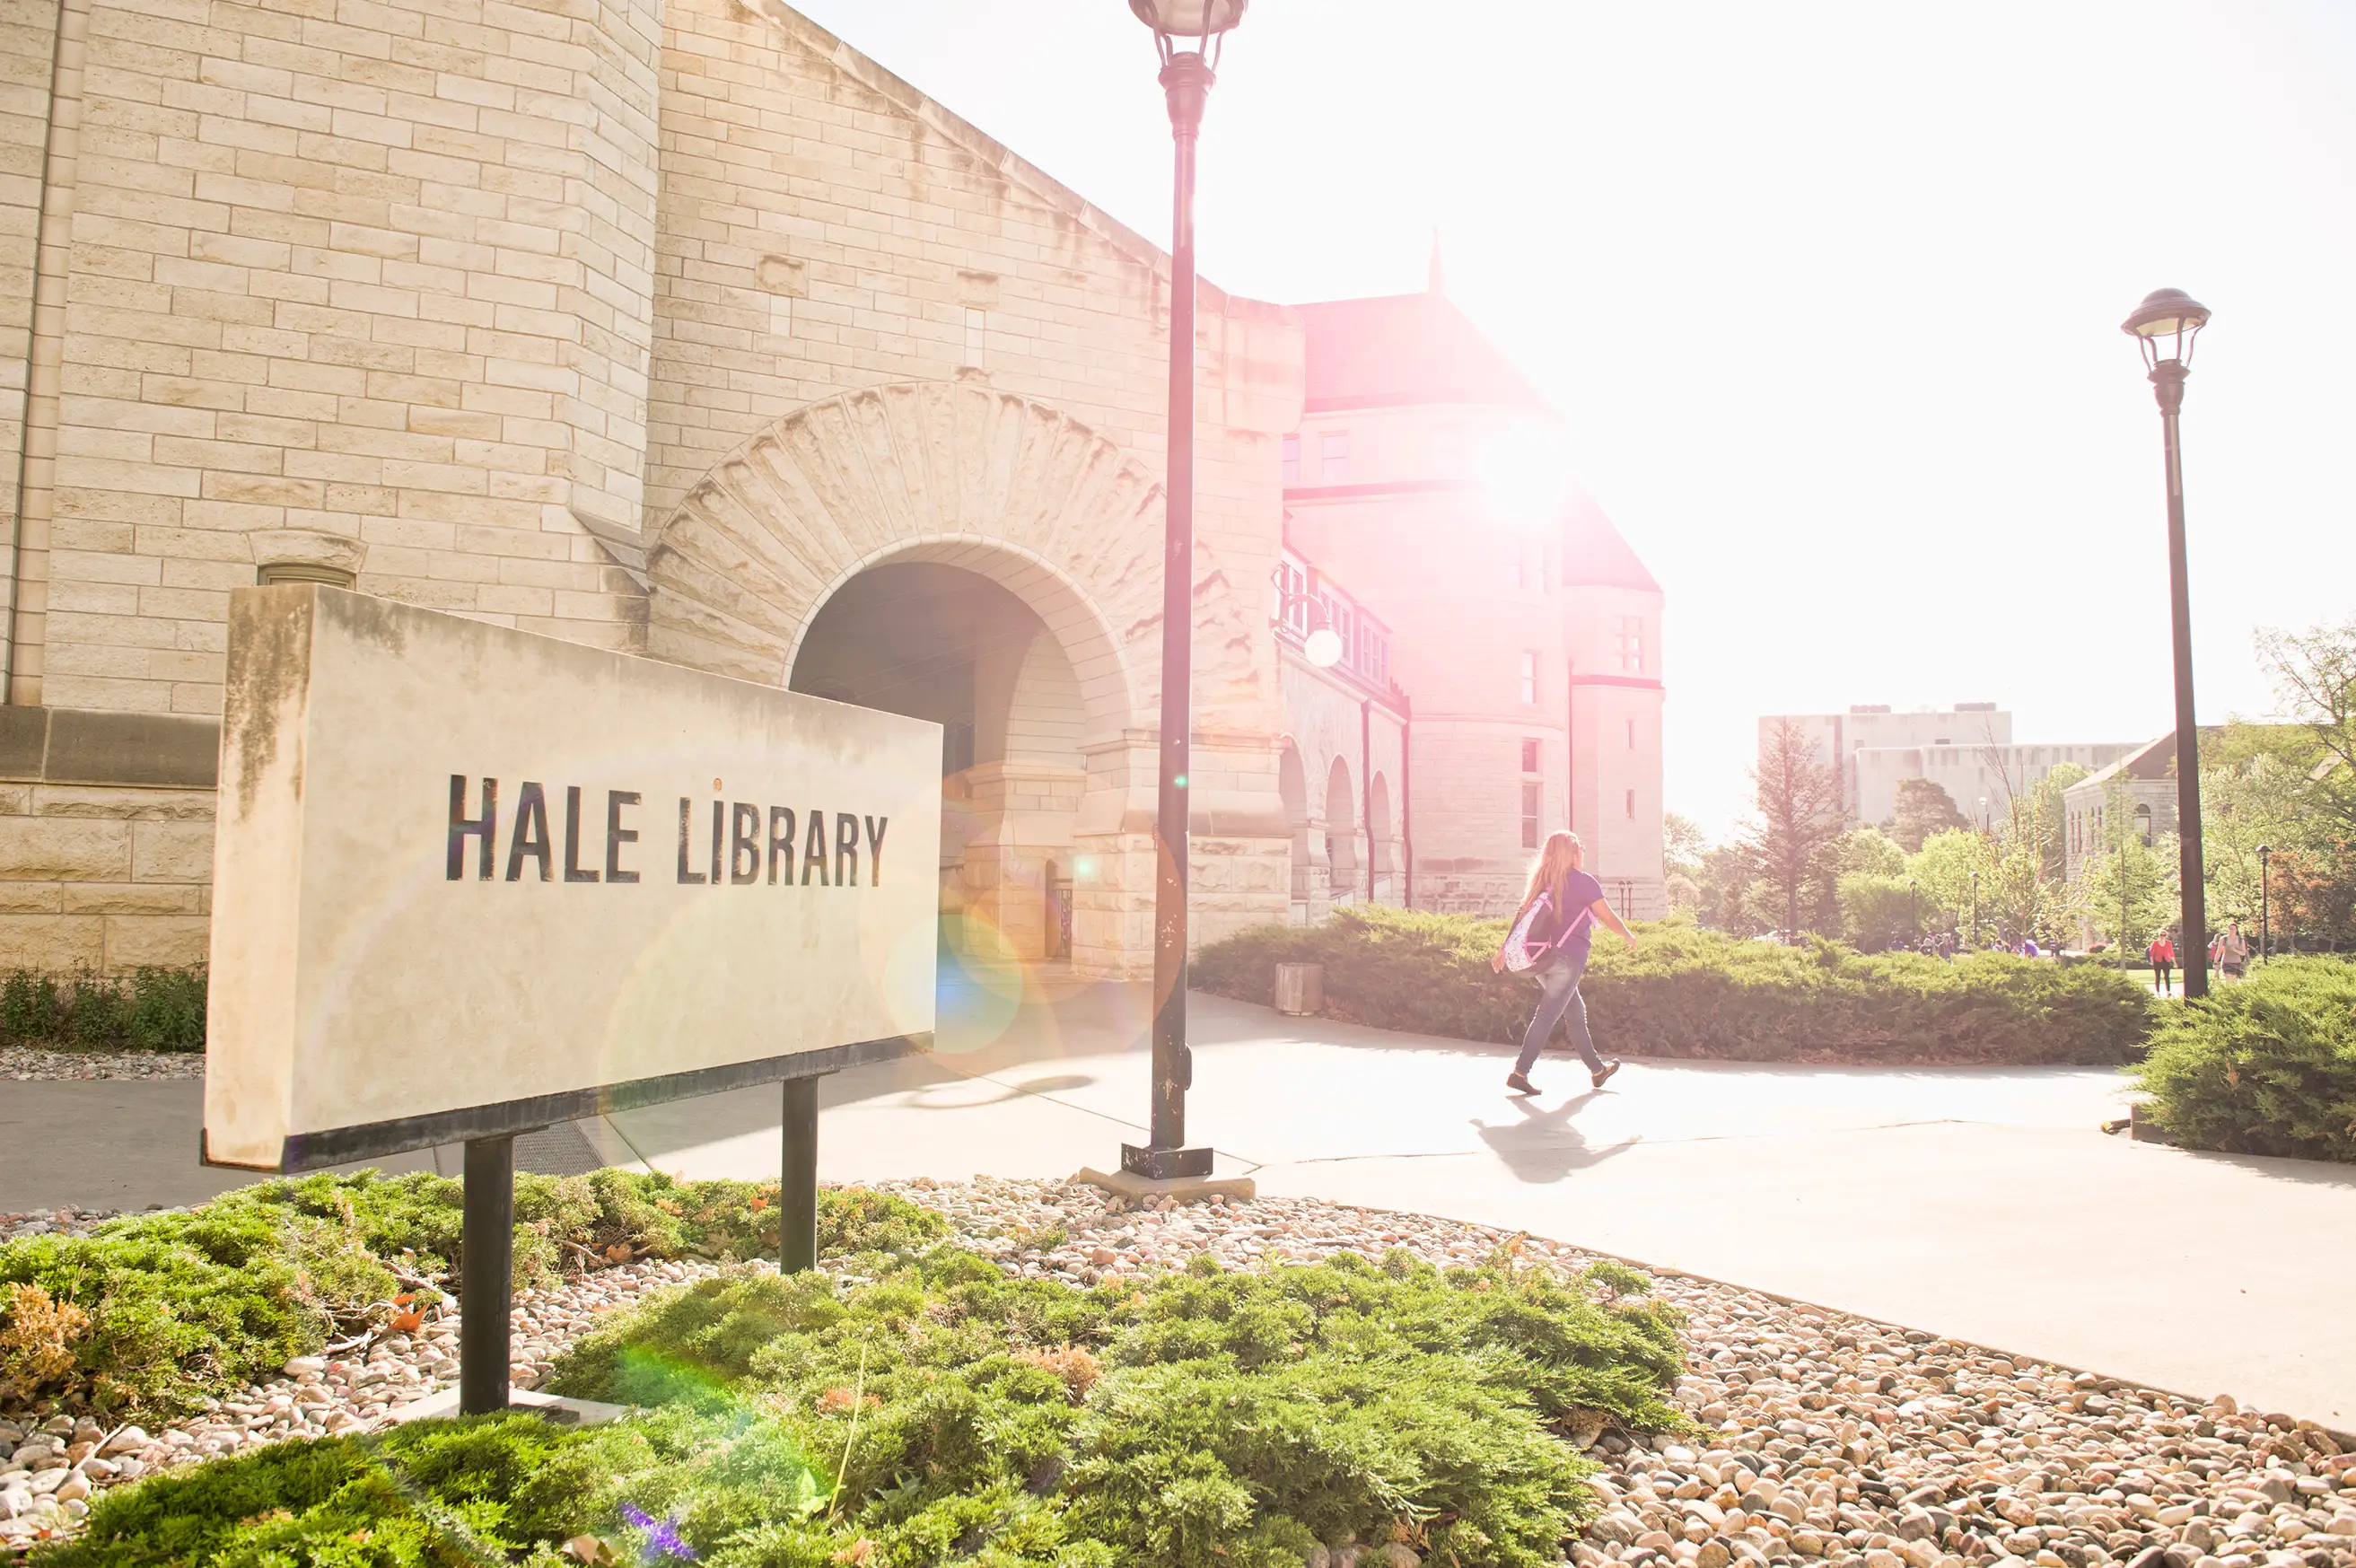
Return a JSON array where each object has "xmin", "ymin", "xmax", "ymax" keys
[
  {"xmin": 1194, "ymin": 906, "xmax": 2154, "ymax": 1064},
  {"xmin": 0, "ymin": 1173, "xmax": 948, "ymax": 1419},
  {"xmin": 0, "ymin": 968, "xmax": 206, "ymax": 1053},
  {"xmin": 2133, "ymin": 957, "xmax": 2356, "ymax": 1161},
  {"xmin": 58, "ymin": 1247, "xmax": 1681, "ymax": 1567}
]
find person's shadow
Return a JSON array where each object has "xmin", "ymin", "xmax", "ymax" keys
[{"xmin": 1470, "ymin": 1092, "xmax": 1640, "ymax": 1185}]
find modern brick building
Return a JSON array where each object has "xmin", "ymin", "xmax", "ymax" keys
[{"xmin": 0, "ymin": 0, "xmax": 1662, "ymax": 977}]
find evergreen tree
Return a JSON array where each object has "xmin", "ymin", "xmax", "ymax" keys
[
  {"xmin": 1887, "ymin": 777, "xmax": 1969, "ymax": 853},
  {"xmin": 1741, "ymin": 718, "xmax": 1847, "ymax": 939}
]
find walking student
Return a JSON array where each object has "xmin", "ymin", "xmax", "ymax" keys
[
  {"xmin": 1491, "ymin": 829, "xmax": 1638, "ymax": 1096},
  {"xmin": 2148, "ymin": 933, "xmax": 2175, "ymax": 996}
]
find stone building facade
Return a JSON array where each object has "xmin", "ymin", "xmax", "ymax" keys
[{"xmin": 0, "ymin": 0, "xmax": 1651, "ymax": 978}]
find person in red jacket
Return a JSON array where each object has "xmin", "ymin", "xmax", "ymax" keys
[{"xmin": 2147, "ymin": 933, "xmax": 2176, "ymax": 996}]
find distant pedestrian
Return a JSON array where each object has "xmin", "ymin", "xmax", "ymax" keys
[
  {"xmin": 2213, "ymin": 920, "xmax": 2250, "ymax": 981},
  {"xmin": 2148, "ymin": 933, "xmax": 2175, "ymax": 996},
  {"xmin": 1492, "ymin": 829, "xmax": 1637, "ymax": 1097}
]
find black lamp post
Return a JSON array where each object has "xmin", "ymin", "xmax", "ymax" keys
[
  {"xmin": 1970, "ymin": 870, "xmax": 1980, "ymax": 949},
  {"xmin": 2123, "ymin": 288, "xmax": 2213, "ymax": 999},
  {"xmin": 1907, "ymin": 878, "xmax": 1918, "ymax": 944},
  {"xmin": 1123, "ymin": 0, "xmax": 1247, "ymax": 1185},
  {"xmin": 2257, "ymin": 843, "xmax": 2272, "ymax": 964}
]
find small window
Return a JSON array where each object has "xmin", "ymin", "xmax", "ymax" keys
[
  {"xmin": 962, "ymin": 307, "xmax": 986, "ymax": 366},
  {"xmin": 1615, "ymin": 615, "xmax": 1647, "ymax": 672},
  {"xmin": 2134, "ymin": 803, "xmax": 2153, "ymax": 844},
  {"xmin": 1518, "ymin": 651, "xmax": 1537, "ymax": 705},
  {"xmin": 1281, "ymin": 434, "xmax": 1301, "ymax": 485},
  {"xmin": 1320, "ymin": 429, "xmax": 1350, "ymax": 482},
  {"xmin": 1625, "ymin": 788, "xmax": 1636, "ymax": 820},
  {"xmin": 1626, "ymin": 719, "xmax": 1636, "ymax": 750},
  {"xmin": 1520, "ymin": 739, "xmax": 1540, "ymax": 773},
  {"xmin": 1520, "ymin": 782, "xmax": 1541, "ymax": 849}
]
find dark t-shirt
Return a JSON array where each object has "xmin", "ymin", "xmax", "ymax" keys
[{"xmin": 1537, "ymin": 871, "xmax": 1606, "ymax": 966}]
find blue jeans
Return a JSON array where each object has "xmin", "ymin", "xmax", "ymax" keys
[{"xmin": 1513, "ymin": 950, "xmax": 1603, "ymax": 1077}]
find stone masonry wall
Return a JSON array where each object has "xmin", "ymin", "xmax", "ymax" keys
[{"xmin": 24, "ymin": 0, "xmax": 664, "ymax": 717}]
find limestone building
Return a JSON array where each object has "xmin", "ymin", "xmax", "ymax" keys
[{"xmin": 0, "ymin": 0, "xmax": 1662, "ymax": 978}]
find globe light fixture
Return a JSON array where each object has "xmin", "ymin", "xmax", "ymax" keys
[
  {"xmin": 1302, "ymin": 625, "xmax": 1344, "ymax": 669},
  {"xmin": 2123, "ymin": 288, "xmax": 2214, "ymax": 997},
  {"xmin": 1128, "ymin": 0, "xmax": 1248, "ymax": 56}
]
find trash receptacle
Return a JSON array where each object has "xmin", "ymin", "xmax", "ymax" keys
[{"xmin": 1273, "ymin": 962, "xmax": 1323, "ymax": 1017}]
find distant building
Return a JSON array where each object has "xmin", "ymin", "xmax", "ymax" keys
[
  {"xmin": 1760, "ymin": 705, "xmax": 2138, "ymax": 828},
  {"xmin": 1854, "ymin": 740, "xmax": 2141, "ymax": 828},
  {"xmin": 1762, "ymin": 705, "xmax": 2010, "ymax": 817},
  {"xmin": 2062, "ymin": 735, "xmax": 2180, "ymax": 882}
]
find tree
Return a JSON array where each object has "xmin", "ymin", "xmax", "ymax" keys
[
  {"xmin": 2257, "ymin": 619, "xmax": 2356, "ymax": 836},
  {"xmin": 1911, "ymin": 828, "xmax": 1995, "ymax": 943},
  {"xmin": 1837, "ymin": 872, "xmax": 1919, "ymax": 950},
  {"xmin": 1694, "ymin": 845, "xmax": 1756, "ymax": 933},
  {"xmin": 1740, "ymin": 718, "xmax": 1846, "ymax": 939},
  {"xmin": 1835, "ymin": 826, "xmax": 1907, "ymax": 880},
  {"xmin": 1887, "ymin": 778, "xmax": 1969, "ymax": 853}
]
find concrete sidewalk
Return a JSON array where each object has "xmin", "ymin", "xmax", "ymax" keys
[{"xmin": 7, "ymin": 981, "xmax": 2352, "ymax": 1427}]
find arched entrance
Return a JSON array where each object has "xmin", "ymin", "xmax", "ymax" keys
[
  {"xmin": 1279, "ymin": 741, "xmax": 1311, "ymax": 924},
  {"xmin": 1325, "ymin": 757, "xmax": 1358, "ymax": 908},
  {"xmin": 791, "ymin": 559, "xmax": 1089, "ymax": 968},
  {"xmin": 641, "ymin": 381, "xmax": 1292, "ymax": 978},
  {"xmin": 1369, "ymin": 772, "xmax": 1394, "ymax": 904}
]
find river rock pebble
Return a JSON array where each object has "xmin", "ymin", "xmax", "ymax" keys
[
  {"xmin": 0, "ymin": 1047, "xmax": 204, "ymax": 1082},
  {"xmin": 2, "ymin": 1178, "xmax": 2349, "ymax": 1564}
]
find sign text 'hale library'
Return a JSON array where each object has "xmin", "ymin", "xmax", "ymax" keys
[{"xmin": 445, "ymin": 776, "xmax": 890, "ymax": 889}]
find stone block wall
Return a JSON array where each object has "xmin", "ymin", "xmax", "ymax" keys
[{"xmin": 0, "ymin": 706, "xmax": 215, "ymax": 970}]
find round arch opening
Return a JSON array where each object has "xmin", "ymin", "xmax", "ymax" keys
[{"xmin": 791, "ymin": 560, "xmax": 1090, "ymax": 971}]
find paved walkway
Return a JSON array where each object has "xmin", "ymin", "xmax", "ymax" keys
[{"xmin": 8, "ymin": 977, "xmax": 2352, "ymax": 1426}]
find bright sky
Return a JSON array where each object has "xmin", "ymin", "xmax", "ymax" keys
[{"xmin": 788, "ymin": 0, "xmax": 2356, "ymax": 840}]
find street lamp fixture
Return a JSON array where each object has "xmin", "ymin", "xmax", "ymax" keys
[
  {"xmin": 2123, "ymin": 287, "xmax": 2212, "ymax": 998},
  {"xmin": 1120, "ymin": 0, "xmax": 1249, "ymax": 1187},
  {"xmin": 2257, "ymin": 843, "xmax": 2272, "ymax": 964},
  {"xmin": 1907, "ymin": 878, "xmax": 1917, "ymax": 942},
  {"xmin": 1272, "ymin": 579, "xmax": 1344, "ymax": 670},
  {"xmin": 1970, "ymin": 870, "xmax": 1980, "ymax": 949}
]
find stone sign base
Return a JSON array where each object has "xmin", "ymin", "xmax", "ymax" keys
[{"xmin": 1073, "ymin": 1165, "xmax": 1257, "ymax": 1204}]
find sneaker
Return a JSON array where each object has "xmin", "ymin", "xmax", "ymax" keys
[
  {"xmin": 1505, "ymin": 1073, "xmax": 1540, "ymax": 1096},
  {"xmin": 1590, "ymin": 1061, "xmax": 1622, "ymax": 1090}
]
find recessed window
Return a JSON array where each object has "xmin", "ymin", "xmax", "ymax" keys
[
  {"xmin": 1520, "ymin": 739, "xmax": 1540, "ymax": 773},
  {"xmin": 962, "ymin": 307, "xmax": 986, "ymax": 366},
  {"xmin": 1520, "ymin": 782, "xmax": 1541, "ymax": 849},
  {"xmin": 1625, "ymin": 788, "xmax": 1636, "ymax": 820},
  {"xmin": 1626, "ymin": 719, "xmax": 1636, "ymax": 750},
  {"xmin": 1615, "ymin": 616, "xmax": 1646, "ymax": 672},
  {"xmin": 1518, "ymin": 651, "xmax": 1537, "ymax": 705},
  {"xmin": 1320, "ymin": 429, "xmax": 1350, "ymax": 482},
  {"xmin": 1281, "ymin": 434, "xmax": 1301, "ymax": 485}
]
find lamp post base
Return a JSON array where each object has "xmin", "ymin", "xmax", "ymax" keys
[
  {"xmin": 1117, "ymin": 1142, "xmax": 1213, "ymax": 1180},
  {"xmin": 1080, "ymin": 1161, "xmax": 1254, "ymax": 1204}
]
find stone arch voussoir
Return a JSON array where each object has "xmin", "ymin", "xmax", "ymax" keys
[{"xmin": 644, "ymin": 382, "xmax": 1157, "ymax": 742}]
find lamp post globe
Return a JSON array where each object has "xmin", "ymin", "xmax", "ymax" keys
[
  {"xmin": 1127, "ymin": 0, "xmax": 1248, "ymax": 40},
  {"xmin": 1118, "ymin": 0, "xmax": 1248, "ymax": 1187},
  {"xmin": 2124, "ymin": 288, "xmax": 2213, "ymax": 998},
  {"xmin": 1302, "ymin": 626, "xmax": 1344, "ymax": 669}
]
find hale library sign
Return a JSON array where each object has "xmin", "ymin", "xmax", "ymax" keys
[{"xmin": 201, "ymin": 586, "xmax": 942, "ymax": 1413}]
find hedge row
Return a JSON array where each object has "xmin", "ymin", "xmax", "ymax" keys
[
  {"xmin": 0, "ymin": 968, "xmax": 206, "ymax": 1054},
  {"xmin": 1194, "ymin": 907, "xmax": 2155, "ymax": 1065},
  {"xmin": 2134, "ymin": 958, "xmax": 2356, "ymax": 1162}
]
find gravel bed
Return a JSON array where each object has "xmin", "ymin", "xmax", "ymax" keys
[
  {"xmin": 0, "ymin": 1047, "xmax": 203, "ymax": 1082},
  {"xmin": 3, "ymin": 1178, "xmax": 2351, "ymax": 1566}
]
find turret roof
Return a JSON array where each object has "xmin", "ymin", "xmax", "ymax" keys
[
  {"xmin": 1294, "ymin": 291, "xmax": 1550, "ymax": 415},
  {"xmin": 1562, "ymin": 492, "xmax": 1660, "ymax": 593}
]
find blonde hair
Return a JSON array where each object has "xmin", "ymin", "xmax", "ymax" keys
[{"xmin": 1520, "ymin": 830, "xmax": 1585, "ymax": 914}]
